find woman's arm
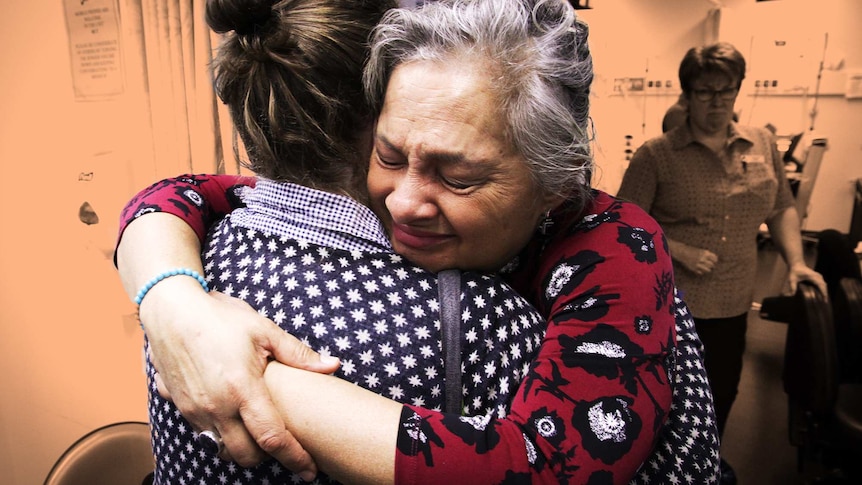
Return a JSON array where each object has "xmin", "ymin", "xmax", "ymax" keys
[
  {"xmin": 666, "ymin": 237, "xmax": 718, "ymax": 276},
  {"xmin": 255, "ymin": 198, "xmax": 680, "ymax": 484},
  {"xmin": 116, "ymin": 173, "xmax": 254, "ymax": 246},
  {"xmin": 265, "ymin": 363, "xmax": 402, "ymax": 485},
  {"xmin": 766, "ymin": 205, "xmax": 827, "ymax": 295},
  {"xmin": 259, "ymin": 251, "xmax": 676, "ymax": 484},
  {"xmin": 116, "ymin": 176, "xmax": 339, "ymax": 477},
  {"xmin": 763, "ymin": 141, "xmax": 826, "ymax": 297}
]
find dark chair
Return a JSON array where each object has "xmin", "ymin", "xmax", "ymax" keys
[
  {"xmin": 814, "ymin": 229, "xmax": 862, "ymax": 383},
  {"xmin": 760, "ymin": 283, "xmax": 862, "ymax": 483},
  {"xmin": 832, "ymin": 278, "xmax": 862, "ymax": 383},
  {"xmin": 44, "ymin": 421, "xmax": 154, "ymax": 485}
]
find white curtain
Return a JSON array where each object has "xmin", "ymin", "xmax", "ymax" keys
[{"xmin": 137, "ymin": 0, "xmax": 239, "ymax": 175}]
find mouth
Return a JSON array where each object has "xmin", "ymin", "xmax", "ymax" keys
[{"xmin": 391, "ymin": 223, "xmax": 452, "ymax": 250}]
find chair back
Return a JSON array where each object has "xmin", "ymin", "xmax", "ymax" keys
[
  {"xmin": 44, "ymin": 421, "xmax": 154, "ymax": 485},
  {"xmin": 835, "ymin": 278, "xmax": 862, "ymax": 381},
  {"xmin": 782, "ymin": 282, "xmax": 839, "ymax": 415}
]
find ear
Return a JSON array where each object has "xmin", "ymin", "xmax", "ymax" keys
[{"xmin": 542, "ymin": 192, "xmax": 567, "ymax": 213}]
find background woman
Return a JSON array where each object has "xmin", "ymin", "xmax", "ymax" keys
[{"xmin": 617, "ymin": 41, "xmax": 825, "ymax": 484}]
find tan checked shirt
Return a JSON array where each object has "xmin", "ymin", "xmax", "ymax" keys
[{"xmin": 617, "ymin": 123, "xmax": 794, "ymax": 318}]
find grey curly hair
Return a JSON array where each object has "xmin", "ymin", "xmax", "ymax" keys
[{"xmin": 364, "ymin": 0, "xmax": 594, "ymax": 211}]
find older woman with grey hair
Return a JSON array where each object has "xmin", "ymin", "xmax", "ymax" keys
[{"xmin": 117, "ymin": 0, "xmax": 719, "ymax": 483}]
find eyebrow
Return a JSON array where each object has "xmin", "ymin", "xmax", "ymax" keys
[
  {"xmin": 376, "ymin": 134, "xmax": 480, "ymax": 167},
  {"xmin": 694, "ymin": 84, "xmax": 736, "ymax": 90}
]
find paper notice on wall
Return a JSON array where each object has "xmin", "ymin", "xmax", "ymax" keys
[
  {"xmin": 846, "ymin": 70, "xmax": 862, "ymax": 100},
  {"xmin": 63, "ymin": 0, "xmax": 124, "ymax": 99}
]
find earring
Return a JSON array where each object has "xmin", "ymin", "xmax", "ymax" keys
[{"xmin": 538, "ymin": 210, "xmax": 554, "ymax": 236}]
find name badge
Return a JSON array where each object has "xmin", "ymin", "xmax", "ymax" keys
[{"xmin": 740, "ymin": 154, "xmax": 765, "ymax": 164}]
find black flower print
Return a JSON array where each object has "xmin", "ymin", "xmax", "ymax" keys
[
  {"xmin": 617, "ymin": 226, "xmax": 657, "ymax": 263},
  {"xmin": 397, "ymin": 411, "xmax": 445, "ymax": 466},
  {"xmin": 522, "ymin": 359, "xmax": 571, "ymax": 404},
  {"xmin": 498, "ymin": 470, "xmax": 533, "ymax": 484},
  {"xmin": 654, "ymin": 270, "xmax": 675, "ymax": 312},
  {"xmin": 562, "ymin": 286, "xmax": 619, "ymax": 322},
  {"xmin": 227, "ymin": 184, "xmax": 248, "ymax": 208},
  {"xmin": 574, "ymin": 210, "xmax": 621, "ymax": 232},
  {"xmin": 586, "ymin": 470, "xmax": 614, "ymax": 484},
  {"xmin": 544, "ymin": 251, "xmax": 604, "ymax": 303},
  {"xmin": 175, "ymin": 174, "xmax": 203, "ymax": 186},
  {"xmin": 173, "ymin": 185, "xmax": 205, "ymax": 208},
  {"xmin": 131, "ymin": 202, "xmax": 160, "ymax": 220},
  {"xmin": 523, "ymin": 432, "xmax": 539, "ymax": 466},
  {"xmin": 559, "ymin": 323, "xmax": 643, "ymax": 386},
  {"xmin": 440, "ymin": 414, "xmax": 502, "ymax": 454},
  {"xmin": 633, "ymin": 315, "xmax": 652, "ymax": 334},
  {"xmin": 528, "ymin": 407, "xmax": 567, "ymax": 448},
  {"xmin": 522, "ymin": 430, "xmax": 552, "ymax": 474},
  {"xmin": 572, "ymin": 396, "xmax": 641, "ymax": 464}
]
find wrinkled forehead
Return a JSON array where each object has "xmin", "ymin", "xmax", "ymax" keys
[{"xmin": 373, "ymin": 64, "xmax": 525, "ymax": 178}]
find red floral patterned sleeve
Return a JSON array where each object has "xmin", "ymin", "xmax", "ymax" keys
[
  {"xmin": 116, "ymin": 173, "xmax": 255, "ymax": 247},
  {"xmin": 394, "ymin": 192, "xmax": 681, "ymax": 484}
]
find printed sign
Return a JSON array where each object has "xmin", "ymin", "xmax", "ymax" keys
[{"xmin": 64, "ymin": 0, "xmax": 124, "ymax": 99}]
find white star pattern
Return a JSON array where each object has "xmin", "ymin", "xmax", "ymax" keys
[
  {"xmin": 627, "ymin": 293, "xmax": 720, "ymax": 484},
  {"xmin": 147, "ymin": 218, "xmax": 545, "ymax": 484}
]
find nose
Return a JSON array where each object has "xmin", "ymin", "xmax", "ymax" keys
[
  {"xmin": 386, "ymin": 173, "xmax": 439, "ymax": 223},
  {"xmin": 710, "ymin": 94, "xmax": 727, "ymax": 106}
]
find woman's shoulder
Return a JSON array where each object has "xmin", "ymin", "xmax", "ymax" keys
[
  {"xmin": 541, "ymin": 189, "xmax": 671, "ymax": 275},
  {"xmin": 561, "ymin": 190, "xmax": 665, "ymax": 239}
]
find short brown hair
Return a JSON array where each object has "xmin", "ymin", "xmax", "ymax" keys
[{"xmin": 678, "ymin": 42, "xmax": 746, "ymax": 95}]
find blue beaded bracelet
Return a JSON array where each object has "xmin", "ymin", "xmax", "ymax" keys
[{"xmin": 134, "ymin": 268, "xmax": 210, "ymax": 306}]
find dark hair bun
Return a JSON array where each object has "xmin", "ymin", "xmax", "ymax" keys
[{"xmin": 206, "ymin": 0, "xmax": 276, "ymax": 35}]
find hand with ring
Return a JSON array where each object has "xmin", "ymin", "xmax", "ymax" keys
[
  {"xmin": 197, "ymin": 429, "xmax": 224, "ymax": 456},
  {"xmin": 139, "ymin": 280, "xmax": 339, "ymax": 479}
]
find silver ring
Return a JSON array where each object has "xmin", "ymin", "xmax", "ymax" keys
[{"xmin": 197, "ymin": 430, "xmax": 224, "ymax": 455}]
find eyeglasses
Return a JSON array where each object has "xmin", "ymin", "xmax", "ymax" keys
[{"xmin": 692, "ymin": 87, "xmax": 739, "ymax": 102}]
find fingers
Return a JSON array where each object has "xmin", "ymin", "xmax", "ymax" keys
[
  {"xmin": 208, "ymin": 292, "xmax": 339, "ymax": 374},
  {"xmin": 217, "ymin": 416, "xmax": 268, "ymax": 467},
  {"xmin": 691, "ymin": 251, "xmax": 718, "ymax": 276},
  {"xmin": 785, "ymin": 264, "xmax": 828, "ymax": 298},
  {"xmin": 267, "ymin": 327, "xmax": 341, "ymax": 374},
  {"xmin": 238, "ymin": 385, "xmax": 319, "ymax": 481},
  {"xmin": 703, "ymin": 251, "xmax": 718, "ymax": 266},
  {"xmin": 146, "ymin": 290, "xmax": 323, "ymax": 477}
]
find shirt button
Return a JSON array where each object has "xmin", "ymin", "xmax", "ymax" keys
[
  {"xmin": 721, "ymin": 236, "xmax": 727, "ymax": 242},
  {"xmin": 724, "ymin": 215, "xmax": 730, "ymax": 220}
]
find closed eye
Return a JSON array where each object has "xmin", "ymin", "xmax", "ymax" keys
[{"xmin": 441, "ymin": 177, "xmax": 478, "ymax": 191}]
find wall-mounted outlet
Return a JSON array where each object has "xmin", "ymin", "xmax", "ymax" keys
[{"xmin": 614, "ymin": 77, "xmax": 645, "ymax": 92}]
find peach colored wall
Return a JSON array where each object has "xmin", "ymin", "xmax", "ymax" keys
[
  {"xmin": 0, "ymin": 1, "xmax": 154, "ymax": 483},
  {"xmin": 0, "ymin": 1, "xmax": 859, "ymax": 484}
]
